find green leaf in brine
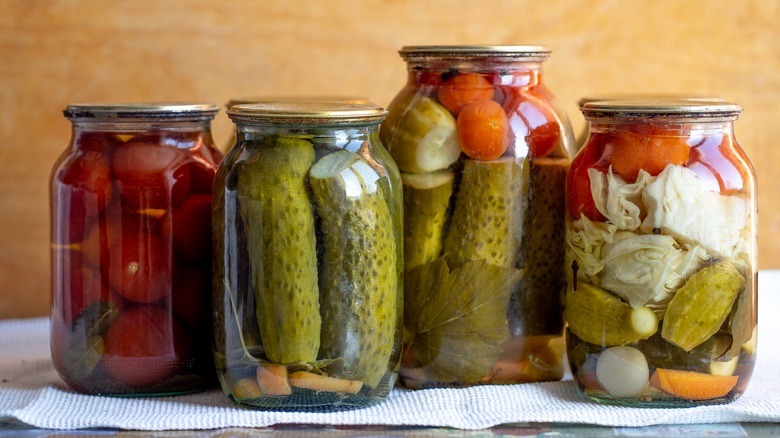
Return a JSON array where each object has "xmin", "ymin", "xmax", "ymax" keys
[
  {"xmin": 63, "ymin": 300, "xmax": 119, "ymax": 381},
  {"xmin": 404, "ymin": 257, "xmax": 523, "ymax": 385}
]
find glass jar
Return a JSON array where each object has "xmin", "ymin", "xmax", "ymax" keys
[
  {"xmin": 213, "ymin": 102, "xmax": 403, "ymax": 411},
  {"xmin": 50, "ymin": 103, "xmax": 223, "ymax": 395},
  {"xmin": 381, "ymin": 45, "xmax": 574, "ymax": 388},
  {"xmin": 221, "ymin": 97, "xmax": 370, "ymax": 153},
  {"xmin": 565, "ymin": 100, "xmax": 757, "ymax": 407}
]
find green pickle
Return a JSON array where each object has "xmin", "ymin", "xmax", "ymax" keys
[
  {"xmin": 444, "ymin": 157, "xmax": 527, "ymax": 268},
  {"xmin": 662, "ymin": 261, "xmax": 745, "ymax": 352},
  {"xmin": 236, "ymin": 135, "xmax": 321, "ymax": 364},
  {"xmin": 401, "ymin": 170, "xmax": 453, "ymax": 272},
  {"xmin": 309, "ymin": 150, "xmax": 398, "ymax": 389}
]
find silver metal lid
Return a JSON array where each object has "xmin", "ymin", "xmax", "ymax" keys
[
  {"xmin": 63, "ymin": 103, "xmax": 219, "ymax": 120},
  {"xmin": 577, "ymin": 94, "xmax": 724, "ymax": 108},
  {"xmin": 581, "ymin": 100, "xmax": 742, "ymax": 121},
  {"xmin": 399, "ymin": 45, "xmax": 551, "ymax": 61},
  {"xmin": 227, "ymin": 102, "xmax": 388, "ymax": 125}
]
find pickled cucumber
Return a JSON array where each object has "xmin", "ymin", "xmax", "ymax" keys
[
  {"xmin": 443, "ymin": 157, "xmax": 527, "ymax": 268},
  {"xmin": 309, "ymin": 150, "xmax": 398, "ymax": 389},
  {"xmin": 237, "ymin": 135, "xmax": 321, "ymax": 364},
  {"xmin": 379, "ymin": 93, "xmax": 460, "ymax": 173},
  {"xmin": 510, "ymin": 157, "xmax": 569, "ymax": 337},
  {"xmin": 662, "ymin": 261, "xmax": 745, "ymax": 352},
  {"xmin": 565, "ymin": 282, "xmax": 658, "ymax": 346},
  {"xmin": 401, "ymin": 170, "xmax": 454, "ymax": 271}
]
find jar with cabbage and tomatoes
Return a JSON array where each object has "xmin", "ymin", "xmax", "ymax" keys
[
  {"xmin": 50, "ymin": 103, "xmax": 223, "ymax": 395},
  {"xmin": 381, "ymin": 45, "xmax": 574, "ymax": 388},
  {"xmin": 565, "ymin": 100, "xmax": 757, "ymax": 407},
  {"xmin": 213, "ymin": 102, "xmax": 403, "ymax": 411}
]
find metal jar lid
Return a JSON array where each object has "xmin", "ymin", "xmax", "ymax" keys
[
  {"xmin": 227, "ymin": 102, "xmax": 388, "ymax": 126},
  {"xmin": 581, "ymin": 100, "xmax": 743, "ymax": 121},
  {"xmin": 399, "ymin": 45, "xmax": 551, "ymax": 62},
  {"xmin": 226, "ymin": 96, "xmax": 369, "ymax": 109},
  {"xmin": 63, "ymin": 103, "xmax": 219, "ymax": 121}
]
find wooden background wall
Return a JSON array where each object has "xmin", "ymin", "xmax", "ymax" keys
[{"xmin": 1, "ymin": 0, "xmax": 778, "ymax": 318}]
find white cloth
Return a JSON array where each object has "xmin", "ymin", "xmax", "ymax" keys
[{"xmin": 1, "ymin": 271, "xmax": 779, "ymax": 431}]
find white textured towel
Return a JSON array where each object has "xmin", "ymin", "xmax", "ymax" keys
[{"xmin": 1, "ymin": 271, "xmax": 778, "ymax": 431}]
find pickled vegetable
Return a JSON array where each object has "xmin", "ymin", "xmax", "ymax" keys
[
  {"xmin": 380, "ymin": 94, "xmax": 460, "ymax": 173},
  {"xmin": 237, "ymin": 135, "xmax": 321, "ymax": 364},
  {"xmin": 443, "ymin": 157, "xmax": 527, "ymax": 268},
  {"xmin": 401, "ymin": 170, "xmax": 453, "ymax": 271},
  {"xmin": 565, "ymin": 282, "xmax": 658, "ymax": 346},
  {"xmin": 661, "ymin": 261, "xmax": 745, "ymax": 351},
  {"xmin": 595, "ymin": 346, "xmax": 649, "ymax": 398},
  {"xmin": 650, "ymin": 368, "xmax": 738, "ymax": 401},
  {"xmin": 510, "ymin": 157, "xmax": 569, "ymax": 336},
  {"xmin": 309, "ymin": 150, "xmax": 397, "ymax": 389}
]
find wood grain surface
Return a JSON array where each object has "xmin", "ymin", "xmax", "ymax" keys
[{"xmin": 1, "ymin": 0, "xmax": 778, "ymax": 318}]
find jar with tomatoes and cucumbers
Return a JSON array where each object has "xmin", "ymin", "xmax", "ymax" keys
[
  {"xmin": 213, "ymin": 102, "xmax": 403, "ymax": 411},
  {"xmin": 565, "ymin": 100, "xmax": 757, "ymax": 406},
  {"xmin": 381, "ymin": 45, "xmax": 574, "ymax": 388},
  {"xmin": 50, "ymin": 103, "xmax": 223, "ymax": 395}
]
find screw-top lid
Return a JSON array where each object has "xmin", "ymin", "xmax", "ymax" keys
[
  {"xmin": 399, "ymin": 45, "xmax": 551, "ymax": 62},
  {"xmin": 581, "ymin": 100, "xmax": 742, "ymax": 121},
  {"xmin": 63, "ymin": 103, "xmax": 219, "ymax": 120},
  {"xmin": 227, "ymin": 102, "xmax": 388, "ymax": 126}
]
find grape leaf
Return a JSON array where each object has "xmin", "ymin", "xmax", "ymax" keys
[{"xmin": 405, "ymin": 257, "xmax": 523, "ymax": 385}]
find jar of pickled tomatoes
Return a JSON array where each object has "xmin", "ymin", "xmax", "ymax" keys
[
  {"xmin": 50, "ymin": 103, "xmax": 223, "ymax": 395},
  {"xmin": 381, "ymin": 45, "xmax": 574, "ymax": 388},
  {"xmin": 565, "ymin": 100, "xmax": 757, "ymax": 406},
  {"xmin": 213, "ymin": 102, "xmax": 403, "ymax": 411}
]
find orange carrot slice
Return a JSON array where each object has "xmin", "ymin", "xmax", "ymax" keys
[
  {"xmin": 288, "ymin": 371, "xmax": 362, "ymax": 394},
  {"xmin": 256, "ymin": 364, "xmax": 291, "ymax": 396},
  {"xmin": 650, "ymin": 368, "xmax": 738, "ymax": 400}
]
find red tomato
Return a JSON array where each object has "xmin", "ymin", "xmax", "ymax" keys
[
  {"xmin": 504, "ymin": 90, "xmax": 561, "ymax": 159},
  {"xmin": 414, "ymin": 71, "xmax": 444, "ymax": 87},
  {"xmin": 64, "ymin": 265, "xmax": 110, "ymax": 325},
  {"xmin": 101, "ymin": 306, "xmax": 189, "ymax": 386},
  {"xmin": 438, "ymin": 73, "xmax": 495, "ymax": 115},
  {"xmin": 107, "ymin": 233, "xmax": 177, "ymax": 303},
  {"xmin": 602, "ymin": 126, "xmax": 691, "ymax": 183},
  {"xmin": 160, "ymin": 194, "xmax": 213, "ymax": 264},
  {"xmin": 82, "ymin": 193, "xmax": 161, "ymax": 269},
  {"xmin": 113, "ymin": 138, "xmax": 191, "ymax": 209},
  {"xmin": 187, "ymin": 159, "xmax": 218, "ymax": 195},
  {"xmin": 76, "ymin": 131, "xmax": 125, "ymax": 158},
  {"xmin": 172, "ymin": 266, "xmax": 211, "ymax": 330},
  {"xmin": 686, "ymin": 134, "xmax": 749, "ymax": 195},
  {"xmin": 567, "ymin": 133, "xmax": 608, "ymax": 221},
  {"xmin": 52, "ymin": 151, "xmax": 114, "ymax": 243},
  {"xmin": 457, "ymin": 99, "xmax": 509, "ymax": 160}
]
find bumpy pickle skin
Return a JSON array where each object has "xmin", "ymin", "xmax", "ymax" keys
[
  {"xmin": 443, "ymin": 157, "xmax": 528, "ymax": 268},
  {"xmin": 309, "ymin": 150, "xmax": 398, "ymax": 389},
  {"xmin": 662, "ymin": 261, "xmax": 745, "ymax": 352},
  {"xmin": 565, "ymin": 282, "xmax": 658, "ymax": 346},
  {"xmin": 401, "ymin": 170, "xmax": 454, "ymax": 272},
  {"xmin": 236, "ymin": 135, "xmax": 321, "ymax": 364}
]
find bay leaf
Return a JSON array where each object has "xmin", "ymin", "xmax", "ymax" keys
[
  {"xmin": 405, "ymin": 257, "xmax": 523, "ymax": 385},
  {"xmin": 63, "ymin": 301, "xmax": 118, "ymax": 381}
]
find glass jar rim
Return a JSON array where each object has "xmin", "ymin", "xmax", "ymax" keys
[
  {"xmin": 63, "ymin": 102, "xmax": 219, "ymax": 121},
  {"xmin": 399, "ymin": 45, "xmax": 551, "ymax": 61},
  {"xmin": 227, "ymin": 102, "xmax": 387, "ymax": 125},
  {"xmin": 581, "ymin": 99, "xmax": 742, "ymax": 121}
]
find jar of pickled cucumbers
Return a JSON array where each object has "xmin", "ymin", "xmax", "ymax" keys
[
  {"xmin": 381, "ymin": 45, "xmax": 574, "ymax": 388},
  {"xmin": 565, "ymin": 100, "xmax": 757, "ymax": 406},
  {"xmin": 50, "ymin": 103, "xmax": 223, "ymax": 395},
  {"xmin": 214, "ymin": 102, "xmax": 403, "ymax": 411}
]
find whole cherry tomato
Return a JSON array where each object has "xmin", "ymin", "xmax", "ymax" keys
[
  {"xmin": 504, "ymin": 89, "xmax": 561, "ymax": 159},
  {"xmin": 76, "ymin": 131, "xmax": 125, "ymax": 158},
  {"xmin": 601, "ymin": 125, "xmax": 691, "ymax": 183},
  {"xmin": 52, "ymin": 150, "xmax": 114, "ymax": 243},
  {"xmin": 567, "ymin": 133, "xmax": 608, "ymax": 222},
  {"xmin": 172, "ymin": 266, "xmax": 210, "ymax": 330},
  {"xmin": 187, "ymin": 158, "xmax": 218, "ymax": 195},
  {"xmin": 160, "ymin": 194, "xmax": 212, "ymax": 264},
  {"xmin": 101, "ymin": 305, "xmax": 189, "ymax": 386},
  {"xmin": 113, "ymin": 136, "xmax": 191, "ymax": 209},
  {"xmin": 107, "ymin": 232, "xmax": 176, "ymax": 303},
  {"xmin": 457, "ymin": 99, "xmax": 509, "ymax": 161},
  {"xmin": 438, "ymin": 73, "xmax": 495, "ymax": 115}
]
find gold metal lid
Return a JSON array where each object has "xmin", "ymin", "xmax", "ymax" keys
[
  {"xmin": 226, "ymin": 96, "xmax": 369, "ymax": 108},
  {"xmin": 227, "ymin": 102, "xmax": 388, "ymax": 125},
  {"xmin": 63, "ymin": 103, "xmax": 219, "ymax": 120},
  {"xmin": 577, "ymin": 94, "xmax": 724, "ymax": 108},
  {"xmin": 399, "ymin": 45, "xmax": 551, "ymax": 61},
  {"xmin": 581, "ymin": 100, "xmax": 742, "ymax": 121}
]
